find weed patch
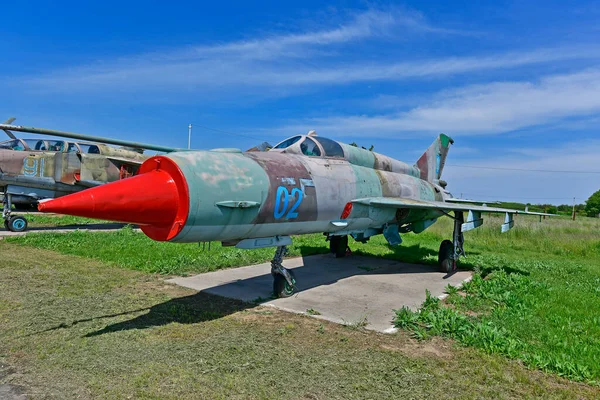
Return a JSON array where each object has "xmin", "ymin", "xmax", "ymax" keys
[{"xmin": 395, "ymin": 269, "xmax": 599, "ymax": 383}]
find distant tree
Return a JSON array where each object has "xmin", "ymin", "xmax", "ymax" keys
[
  {"xmin": 585, "ymin": 189, "xmax": 600, "ymax": 217},
  {"xmin": 588, "ymin": 207, "xmax": 600, "ymax": 218}
]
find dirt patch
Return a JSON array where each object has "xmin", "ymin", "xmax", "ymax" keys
[
  {"xmin": 0, "ymin": 364, "xmax": 27, "ymax": 400},
  {"xmin": 381, "ymin": 337, "xmax": 454, "ymax": 359},
  {"xmin": 0, "ymin": 384, "xmax": 27, "ymax": 400}
]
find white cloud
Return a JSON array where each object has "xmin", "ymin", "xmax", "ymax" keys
[
  {"xmin": 20, "ymin": 46, "xmax": 600, "ymax": 98},
  {"xmin": 19, "ymin": 8, "xmax": 440, "ymax": 92},
  {"xmin": 267, "ymin": 69, "xmax": 600, "ymax": 137},
  {"xmin": 14, "ymin": 4, "xmax": 600, "ymax": 98}
]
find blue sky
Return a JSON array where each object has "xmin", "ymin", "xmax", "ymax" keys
[{"xmin": 2, "ymin": 1, "xmax": 600, "ymax": 204}]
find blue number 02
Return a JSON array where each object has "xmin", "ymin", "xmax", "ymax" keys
[{"xmin": 273, "ymin": 186, "xmax": 303, "ymax": 219}]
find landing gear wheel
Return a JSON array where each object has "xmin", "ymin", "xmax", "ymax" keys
[
  {"xmin": 273, "ymin": 269, "xmax": 296, "ymax": 298},
  {"xmin": 438, "ymin": 239, "xmax": 455, "ymax": 274},
  {"xmin": 7, "ymin": 216, "xmax": 28, "ymax": 233},
  {"xmin": 329, "ymin": 235, "xmax": 349, "ymax": 258},
  {"xmin": 3, "ymin": 220, "xmax": 9, "ymax": 230}
]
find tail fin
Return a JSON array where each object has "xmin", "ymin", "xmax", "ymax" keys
[{"xmin": 414, "ymin": 134, "xmax": 453, "ymax": 184}]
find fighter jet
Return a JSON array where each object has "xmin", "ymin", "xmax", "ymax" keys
[
  {"xmin": 0, "ymin": 120, "xmax": 183, "ymax": 232},
  {"xmin": 38, "ymin": 131, "xmax": 551, "ymax": 297}
]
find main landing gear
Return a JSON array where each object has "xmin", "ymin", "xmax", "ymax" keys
[
  {"xmin": 271, "ymin": 245, "xmax": 297, "ymax": 298},
  {"xmin": 328, "ymin": 234, "xmax": 350, "ymax": 258},
  {"xmin": 438, "ymin": 211, "xmax": 465, "ymax": 274},
  {"xmin": 2, "ymin": 191, "xmax": 29, "ymax": 233}
]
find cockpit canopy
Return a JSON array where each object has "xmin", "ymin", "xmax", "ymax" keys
[{"xmin": 271, "ymin": 134, "xmax": 345, "ymax": 158}]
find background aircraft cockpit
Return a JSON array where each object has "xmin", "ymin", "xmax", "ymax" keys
[
  {"xmin": 0, "ymin": 138, "xmax": 101, "ymax": 154},
  {"xmin": 270, "ymin": 132, "xmax": 345, "ymax": 159},
  {"xmin": 0, "ymin": 139, "xmax": 28, "ymax": 151}
]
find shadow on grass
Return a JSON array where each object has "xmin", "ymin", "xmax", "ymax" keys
[
  {"xmin": 25, "ymin": 307, "xmax": 151, "ymax": 337},
  {"xmin": 84, "ymin": 292, "xmax": 250, "ymax": 337},
  {"xmin": 26, "ymin": 293, "xmax": 250, "ymax": 338}
]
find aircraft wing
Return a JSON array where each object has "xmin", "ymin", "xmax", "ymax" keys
[
  {"xmin": 351, "ymin": 197, "xmax": 554, "ymax": 234},
  {"xmin": 445, "ymin": 198, "xmax": 501, "ymax": 205},
  {"xmin": 352, "ymin": 197, "xmax": 554, "ymax": 217}
]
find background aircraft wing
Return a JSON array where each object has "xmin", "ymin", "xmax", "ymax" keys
[
  {"xmin": 2, "ymin": 117, "xmax": 17, "ymax": 139},
  {"xmin": 0, "ymin": 122, "xmax": 185, "ymax": 153},
  {"xmin": 352, "ymin": 197, "xmax": 555, "ymax": 217}
]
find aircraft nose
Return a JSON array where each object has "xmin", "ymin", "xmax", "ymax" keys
[{"xmin": 38, "ymin": 156, "xmax": 190, "ymax": 241}]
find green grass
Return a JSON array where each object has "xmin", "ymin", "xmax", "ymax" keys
[
  {"xmin": 14, "ymin": 213, "xmax": 105, "ymax": 227},
  {"xmin": 392, "ymin": 215, "xmax": 600, "ymax": 384},
  {"xmin": 6, "ymin": 213, "xmax": 600, "ymax": 389},
  {"xmin": 6, "ymin": 226, "xmax": 330, "ymax": 274},
  {"xmin": 1, "ymin": 243, "xmax": 598, "ymax": 399}
]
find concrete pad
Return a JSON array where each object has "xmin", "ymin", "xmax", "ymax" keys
[{"xmin": 168, "ymin": 254, "xmax": 472, "ymax": 332}]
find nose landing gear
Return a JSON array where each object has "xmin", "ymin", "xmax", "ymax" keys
[
  {"xmin": 5, "ymin": 215, "xmax": 28, "ymax": 232},
  {"xmin": 2, "ymin": 191, "xmax": 29, "ymax": 232},
  {"xmin": 271, "ymin": 245, "xmax": 297, "ymax": 298}
]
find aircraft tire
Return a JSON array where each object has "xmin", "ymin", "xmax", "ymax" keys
[
  {"xmin": 330, "ymin": 235, "xmax": 348, "ymax": 258},
  {"xmin": 329, "ymin": 236, "xmax": 339, "ymax": 253},
  {"xmin": 3, "ymin": 220, "xmax": 9, "ymax": 230},
  {"xmin": 438, "ymin": 240, "xmax": 454, "ymax": 274},
  {"xmin": 7, "ymin": 216, "xmax": 28, "ymax": 233},
  {"xmin": 273, "ymin": 269, "xmax": 296, "ymax": 298}
]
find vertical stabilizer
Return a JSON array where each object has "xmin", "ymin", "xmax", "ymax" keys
[{"xmin": 414, "ymin": 134, "xmax": 453, "ymax": 184}]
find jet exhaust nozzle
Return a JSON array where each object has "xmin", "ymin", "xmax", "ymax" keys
[{"xmin": 38, "ymin": 156, "xmax": 189, "ymax": 241}]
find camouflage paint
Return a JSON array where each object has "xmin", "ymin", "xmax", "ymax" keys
[
  {"xmin": 167, "ymin": 135, "xmax": 451, "ymax": 243},
  {"xmin": 415, "ymin": 134, "xmax": 453, "ymax": 184},
  {"xmin": 1, "ymin": 139, "xmax": 148, "ymax": 204},
  {"xmin": 38, "ymin": 132, "xmax": 554, "ymax": 251},
  {"xmin": 169, "ymin": 150, "xmax": 270, "ymax": 242}
]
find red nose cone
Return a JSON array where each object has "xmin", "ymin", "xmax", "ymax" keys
[{"xmin": 38, "ymin": 156, "xmax": 189, "ymax": 241}]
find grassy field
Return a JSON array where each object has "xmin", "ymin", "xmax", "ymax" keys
[
  {"xmin": 2, "ymin": 214, "xmax": 600, "ymax": 397},
  {"xmin": 15, "ymin": 213, "xmax": 105, "ymax": 228}
]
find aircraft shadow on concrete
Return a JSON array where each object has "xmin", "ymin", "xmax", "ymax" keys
[
  {"xmin": 192, "ymin": 244, "xmax": 476, "ymax": 304},
  {"xmin": 80, "ymin": 244, "xmax": 485, "ymax": 337}
]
